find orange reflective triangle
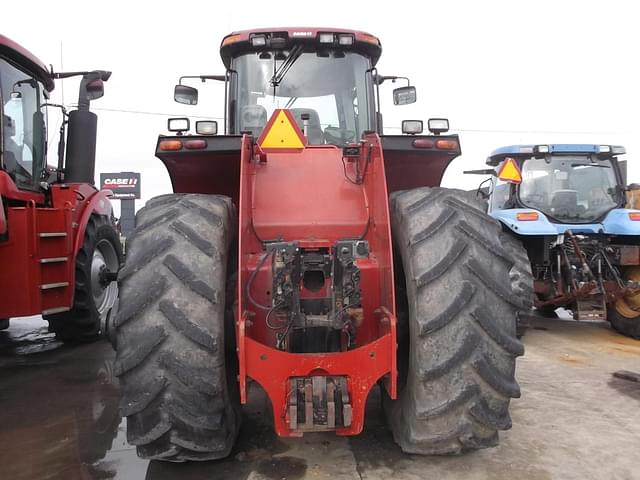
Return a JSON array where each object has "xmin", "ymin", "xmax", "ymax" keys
[
  {"xmin": 497, "ymin": 157, "xmax": 522, "ymax": 184},
  {"xmin": 258, "ymin": 109, "xmax": 305, "ymax": 150}
]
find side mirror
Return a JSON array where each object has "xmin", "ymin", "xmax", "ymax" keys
[
  {"xmin": 393, "ymin": 86, "xmax": 416, "ymax": 105},
  {"xmin": 175, "ymin": 85, "xmax": 198, "ymax": 105},
  {"xmin": 85, "ymin": 79, "xmax": 105, "ymax": 101},
  {"xmin": 196, "ymin": 120, "xmax": 218, "ymax": 135}
]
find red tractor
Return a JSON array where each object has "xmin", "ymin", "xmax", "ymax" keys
[
  {"xmin": 114, "ymin": 28, "xmax": 533, "ymax": 461},
  {"xmin": 0, "ymin": 35, "xmax": 122, "ymax": 341}
]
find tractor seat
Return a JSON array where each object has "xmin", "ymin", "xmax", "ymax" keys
[
  {"xmin": 551, "ymin": 189, "xmax": 579, "ymax": 217},
  {"xmin": 290, "ymin": 108, "xmax": 323, "ymax": 145},
  {"xmin": 240, "ymin": 105, "xmax": 268, "ymax": 137}
]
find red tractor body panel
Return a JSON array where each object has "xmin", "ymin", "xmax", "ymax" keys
[{"xmin": 0, "ymin": 171, "xmax": 114, "ymax": 318}]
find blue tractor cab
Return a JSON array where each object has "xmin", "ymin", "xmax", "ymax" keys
[{"xmin": 467, "ymin": 144, "xmax": 640, "ymax": 338}]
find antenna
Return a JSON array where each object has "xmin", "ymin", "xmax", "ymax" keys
[{"xmin": 60, "ymin": 41, "xmax": 65, "ymax": 105}]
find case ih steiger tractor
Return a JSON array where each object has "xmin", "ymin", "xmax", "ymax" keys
[
  {"xmin": 114, "ymin": 27, "xmax": 533, "ymax": 461},
  {"xmin": 0, "ymin": 35, "xmax": 122, "ymax": 341},
  {"xmin": 467, "ymin": 144, "xmax": 640, "ymax": 338}
]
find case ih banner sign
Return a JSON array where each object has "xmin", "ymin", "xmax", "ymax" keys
[{"xmin": 100, "ymin": 172, "xmax": 141, "ymax": 199}]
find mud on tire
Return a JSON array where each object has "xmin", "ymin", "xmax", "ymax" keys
[
  {"xmin": 114, "ymin": 193, "xmax": 241, "ymax": 461},
  {"xmin": 45, "ymin": 214, "xmax": 122, "ymax": 342},
  {"xmin": 385, "ymin": 187, "xmax": 533, "ymax": 454}
]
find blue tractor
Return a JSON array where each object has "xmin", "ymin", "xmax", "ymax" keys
[{"xmin": 467, "ymin": 144, "xmax": 640, "ymax": 338}]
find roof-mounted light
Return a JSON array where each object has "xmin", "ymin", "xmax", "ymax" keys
[
  {"xmin": 519, "ymin": 146, "xmax": 534, "ymax": 154},
  {"xmin": 319, "ymin": 33, "xmax": 335, "ymax": 44},
  {"xmin": 536, "ymin": 145, "xmax": 550, "ymax": 153},
  {"xmin": 612, "ymin": 145, "xmax": 626, "ymax": 155},
  {"xmin": 338, "ymin": 34, "xmax": 354, "ymax": 46},
  {"xmin": 598, "ymin": 145, "xmax": 611, "ymax": 153},
  {"xmin": 251, "ymin": 34, "xmax": 267, "ymax": 47}
]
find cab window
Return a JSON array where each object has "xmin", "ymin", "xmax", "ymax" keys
[{"xmin": 1, "ymin": 58, "xmax": 45, "ymax": 189}]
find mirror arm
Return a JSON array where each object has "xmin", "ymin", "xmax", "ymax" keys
[
  {"xmin": 463, "ymin": 168, "xmax": 496, "ymax": 176},
  {"xmin": 179, "ymin": 75, "xmax": 226, "ymax": 85}
]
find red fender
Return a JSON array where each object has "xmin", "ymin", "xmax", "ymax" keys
[{"xmin": 69, "ymin": 184, "xmax": 115, "ymax": 255}]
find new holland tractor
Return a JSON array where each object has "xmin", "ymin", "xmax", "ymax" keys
[
  {"xmin": 114, "ymin": 28, "xmax": 533, "ymax": 461},
  {"xmin": 0, "ymin": 35, "xmax": 122, "ymax": 341},
  {"xmin": 468, "ymin": 144, "xmax": 640, "ymax": 338}
]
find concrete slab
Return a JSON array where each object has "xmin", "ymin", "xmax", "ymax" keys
[{"xmin": 0, "ymin": 316, "xmax": 638, "ymax": 479}]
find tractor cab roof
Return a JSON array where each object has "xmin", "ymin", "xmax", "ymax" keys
[
  {"xmin": 0, "ymin": 35, "xmax": 54, "ymax": 91},
  {"xmin": 487, "ymin": 144, "xmax": 626, "ymax": 166},
  {"xmin": 219, "ymin": 27, "xmax": 382, "ymax": 69}
]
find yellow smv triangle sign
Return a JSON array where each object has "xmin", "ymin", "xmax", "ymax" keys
[
  {"xmin": 498, "ymin": 157, "xmax": 522, "ymax": 184},
  {"xmin": 258, "ymin": 109, "xmax": 305, "ymax": 150}
]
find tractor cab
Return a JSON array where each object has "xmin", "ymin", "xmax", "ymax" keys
[
  {"xmin": 475, "ymin": 144, "xmax": 627, "ymax": 226},
  {"xmin": 173, "ymin": 28, "xmax": 416, "ymax": 142},
  {"xmin": 0, "ymin": 41, "xmax": 51, "ymax": 192}
]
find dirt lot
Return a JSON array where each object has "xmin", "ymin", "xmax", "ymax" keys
[{"xmin": 0, "ymin": 315, "xmax": 638, "ymax": 480}]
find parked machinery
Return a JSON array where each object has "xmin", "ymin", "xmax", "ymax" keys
[
  {"xmin": 468, "ymin": 144, "xmax": 640, "ymax": 338},
  {"xmin": 0, "ymin": 35, "xmax": 121, "ymax": 341},
  {"xmin": 114, "ymin": 28, "xmax": 532, "ymax": 461}
]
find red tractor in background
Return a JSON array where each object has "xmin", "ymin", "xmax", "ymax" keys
[
  {"xmin": 114, "ymin": 28, "xmax": 533, "ymax": 461},
  {"xmin": 0, "ymin": 35, "xmax": 122, "ymax": 341}
]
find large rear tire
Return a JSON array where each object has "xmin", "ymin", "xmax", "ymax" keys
[
  {"xmin": 608, "ymin": 266, "xmax": 640, "ymax": 339},
  {"xmin": 385, "ymin": 187, "xmax": 533, "ymax": 454},
  {"xmin": 114, "ymin": 194, "xmax": 241, "ymax": 462},
  {"xmin": 45, "ymin": 214, "xmax": 122, "ymax": 342}
]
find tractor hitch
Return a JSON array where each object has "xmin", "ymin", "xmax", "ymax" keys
[{"xmin": 288, "ymin": 376, "xmax": 352, "ymax": 431}]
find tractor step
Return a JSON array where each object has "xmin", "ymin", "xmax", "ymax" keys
[
  {"xmin": 575, "ymin": 294, "xmax": 606, "ymax": 321},
  {"xmin": 288, "ymin": 376, "xmax": 351, "ymax": 432}
]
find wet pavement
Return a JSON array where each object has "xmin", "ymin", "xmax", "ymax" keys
[{"xmin": 1, "ymin": 315, "xmax": 639, "ymax": 480}]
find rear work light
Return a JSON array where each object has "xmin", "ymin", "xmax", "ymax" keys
[
  {"xmin": 338, "ymin": 34, "xmax": 354, "ymax": 45},
  {"xmin": 251, "ymin": 34, "xmax": 267, "ymax": 47},
  {"xmin": 319, "ymin": 33, "xmax": 334, "ymax": 44},
  {"xmin": 629, "ymin": 212, "xmax": 640, "ymax": 221},
  {"xmin": 402, "ymin": 120, "xmax": 423, "ymax": 135},
  {"xmin": 427, "ymin": 118, "xmax": 449, "ymax": 135},
  {"xmin": 612, "ymin": 145, "xmax": 626, "ymax": 155},
  {"xmin": 517, "ymin": 212, "xmax": 539, "ymax": 221},
  {"xmin": 159, "ymin": 140, "xmax": 182, "ymax": 151}
]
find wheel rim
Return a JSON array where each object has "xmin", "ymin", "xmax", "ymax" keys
[
  {"xmin": 91, "ymin": 238, "xmax": 119, "ymax": 318},
  {"xmin": 615, "ymin": 266, "xmax": 640, "ymax": 319}
]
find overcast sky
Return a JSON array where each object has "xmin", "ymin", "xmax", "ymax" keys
[{"xmin": 4, "ymin": 0, "xmax": 639, "ymax": 217}]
